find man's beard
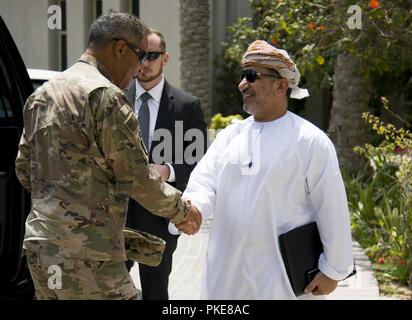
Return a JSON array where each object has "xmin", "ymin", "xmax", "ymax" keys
[
  {"xmin": 243, "ymin": 103, "xmax": 253, "ymax": 115},
  {"xmin": 137, "ymin": 66, "xmax": 163, "ymax": 83},
  {"xmin": 241, "ymin": 88, "xmax": 255, "ymax": 115}
]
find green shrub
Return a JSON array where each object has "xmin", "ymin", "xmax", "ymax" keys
[
  {"xmin": 209, "ymin": 113, "xmax": 243, "ymax": 130},
  {"xmin": 346, "ymin": 98, "xmax": 412, "ymax": 284}
]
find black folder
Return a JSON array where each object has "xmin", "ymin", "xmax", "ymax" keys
[
  {"xmin": 279, "ymin": 221, "xmax": 356, "ymax": 296},
  {"xmin": 278, "ymin": 222, "xmax": 324, "ymax": 296}
]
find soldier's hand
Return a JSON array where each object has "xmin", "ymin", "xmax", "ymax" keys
[
  {"xmin": 176, "ymin": 200, "xmax": 202, "ymax": 235},
  {"xmin": 304, "ymin": 271, "xmax": 338, "ymax": 295}
]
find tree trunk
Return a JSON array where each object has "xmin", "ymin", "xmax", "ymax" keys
[
  {"xmin": 179, "ymin": 0, "xmax": 211, "ymax": 120},
  {"xmin": 328, "ymin": 54, "xmax": 374, "ymax": 174}
]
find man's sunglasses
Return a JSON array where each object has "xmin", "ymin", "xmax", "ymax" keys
[
  {"xmin": 112, "ymin": 38, "xmax": 148, "ymax": 64},
  {"xmin": 146, "ymin": 51, "xmax": 165, "ymax": 61},
  {"xmin": 240, "ymin": 69, "xmax": 281, "ymax": 83}
]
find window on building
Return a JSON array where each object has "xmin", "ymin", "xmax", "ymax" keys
[
  {"xmin": 132, "ymin": 0, "xmax": 139, "ymax": 17},
  {"xmin": 58, "ymin": 0, "xmax": 67, "ymax": 70},
  {"xmin": 0, "ymin": 58, "xmax": 14, "ymax": 119},
  {"xmin": 95, "ymin": 0, "xmax": 102, "ymax": 18}
]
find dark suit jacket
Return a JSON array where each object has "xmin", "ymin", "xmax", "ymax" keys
[{"xmin": 125, "ymin": 79, "xmax": 207, "ymax": 224}]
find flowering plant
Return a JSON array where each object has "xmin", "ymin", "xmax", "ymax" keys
[{"xmin": 353, "ymin": 97, "xmax": 412, "ymax": 285}]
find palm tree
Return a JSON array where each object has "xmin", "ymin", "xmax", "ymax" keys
[
  {"xmin": 328, "ymin": 54, "xmax": 373, "ymax": 174},
  {"xmin": 179, "ymin": 0, "xmax": 211, "ymax": 120}
]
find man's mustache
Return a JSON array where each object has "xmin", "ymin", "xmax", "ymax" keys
[{"xmin": 241, "ymin": 88, "xmax": 255, "ymax": 96}]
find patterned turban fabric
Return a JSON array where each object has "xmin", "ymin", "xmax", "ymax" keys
[{"xmin": 242, "ymin": 40, "xmax": 309, "ymax": 99}]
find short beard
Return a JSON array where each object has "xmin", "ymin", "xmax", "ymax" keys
[
  {"xmin": 137, "ymin": 66, "xmax": 163, "ymax": 83},
  {"xmin": 242, "ymin": 103, "xmax": 253, "ymax": 115}
]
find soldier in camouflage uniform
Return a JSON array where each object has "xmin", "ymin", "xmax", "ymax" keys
[{"xmin": 15, "ymin": 12, "xmax": 201, "ymax": 300}]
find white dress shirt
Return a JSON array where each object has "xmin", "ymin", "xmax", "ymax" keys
[{"xmin": 134, "ymin": 76, "xmax": 176, "ymax": 182}]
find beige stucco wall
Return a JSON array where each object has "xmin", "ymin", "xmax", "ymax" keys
[
  {"xmin": 66, "ymin": 0, "xmax": 94, "ymax": 67},
  {"xmin": 140, "ymin": 0, "xmax": 181, "ymax": 88},
  {"xmin": 0, "ymin": 0, "xmax": 56, "ymax": 69},
  {"xmin": 102, "ymin": 0, "xmax": 130, "ymax": 13}
]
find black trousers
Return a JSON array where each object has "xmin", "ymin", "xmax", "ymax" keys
[{"xmin": 126, "ymin": 199, "xmax": 179, "ymax": 300}]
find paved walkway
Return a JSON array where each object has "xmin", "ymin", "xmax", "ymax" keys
[{"xmin": 130, "ymin": 219, "xmax": 388, "ymax": 300}]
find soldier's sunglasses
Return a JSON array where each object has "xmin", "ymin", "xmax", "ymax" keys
[
  {"xmin": 112, "ymin": 38, "xmax": 148, "ymax": 64},
  {"xmin": 146, "ymin": 52, "xmax": 165, "ymax": 61},
  {"xmin": 240, "ymin": 69, "xmax": 281, "ymax": 83}
]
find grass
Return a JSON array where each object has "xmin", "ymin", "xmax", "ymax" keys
[
  {"xmin": 352, "ymin": 231, "xmax": 411, "ymax": 300},
  {"xmin": 351, "ymin": 226, "xmax": 411, "ymax": 299},
  {"xmin": 372, "ymin": 263, "xmax": 412, "ymax": 299}
]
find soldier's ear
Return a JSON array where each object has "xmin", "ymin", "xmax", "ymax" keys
[{"xmin": 113, "ymin": 40, "xmax": 126, "ymax": 60}]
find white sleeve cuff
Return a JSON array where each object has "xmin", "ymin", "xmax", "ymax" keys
[
  {"xmin": 182, "ymin": 194, "xmax": 214, "ymax": 221},
  {"xmin": 165, "ymin": 163, "xmax": 176, "ymax": 182},
  {"xmin": 168, "ymin": 221, "xmax": 181, "ymax": 235},
  {"xmin": 318, "ymin": 253, "xmax": 354, "ymax": 281}
]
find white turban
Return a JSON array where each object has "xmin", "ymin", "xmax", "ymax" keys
[{"xmin": 242, "ymin": 40, "xmax": 309, "ymax": 99}]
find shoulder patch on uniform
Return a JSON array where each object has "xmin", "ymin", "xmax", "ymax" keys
[
  {"xmin": 125, "ymin": 115, "xmax": 138, "ymax": 134},
  {"xmin": 119, "ymin": 104, "xmax": 130, "ymax": 120}
]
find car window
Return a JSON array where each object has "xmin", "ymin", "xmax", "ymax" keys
[
  {"xmin": 0, "ymin": 58, "xmax": 14, "ymax": 118},
  {"xmin": 31, "ymin": 79, "xmax": 46, "ymax": 90}
]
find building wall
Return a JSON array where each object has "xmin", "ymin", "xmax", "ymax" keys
[
  {"xmin": 211, "ymin": 0, "xmax": 251, "ymax": 57},
  {"xmin": 210, "ymin": 0, "xmax": 252, "ymax": 114},
  {"xmin": 102, "ymin": 0, "xmax": 130, "ymax": 13},
  {"xmin": 66, "ymin": 0, "xmax": 94, "ymax": 67},
  {"xmin": 0, "ymin": 0, "xmax": 55, "ymax": 70},
  {"xmin": 140, "ymin": 0, "xmax": 181, "ymax": 88}
]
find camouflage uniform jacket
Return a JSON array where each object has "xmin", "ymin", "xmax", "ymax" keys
[{"xmin": 15, "ymin": 53, "xmax": 187, "ymax": 261}]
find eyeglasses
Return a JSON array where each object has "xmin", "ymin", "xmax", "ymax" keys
[
  {"xmin": 112, "ymin": 38, "xmax": 148, "ymax": 64},
  {"xmin": 146, "ymin": 51, "xmax": 165, "ymax": 61},
  {"xmin": 240, "ymin": 69, "xmax": 281, "ymax": 83}
]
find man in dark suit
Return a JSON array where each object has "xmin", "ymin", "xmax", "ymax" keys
[{"xmin": 125, "ymin": 28, "xmax": 207, "ymax": 300}]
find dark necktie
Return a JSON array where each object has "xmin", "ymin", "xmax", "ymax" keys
[{"xmin": 138, "ymin": 92, "xmax": 151, "ymax": 150}]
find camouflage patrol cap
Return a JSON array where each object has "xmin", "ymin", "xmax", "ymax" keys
[{"xmin": 123, "ymin": 227, "xmax": 166, "ymax": 267}]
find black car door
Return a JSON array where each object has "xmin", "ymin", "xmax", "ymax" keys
[{"xmin": 0, "ymin": 16, "xmax": 34, "ymax": 299}]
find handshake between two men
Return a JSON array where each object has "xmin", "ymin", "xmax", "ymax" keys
[{"xmin": 176, "ymin": 199, "xmax": 202, "ymax": 235}]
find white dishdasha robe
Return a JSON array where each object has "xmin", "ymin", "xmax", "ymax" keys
[{"xmin": 183, "ymin": 111, "xmax": 354, "ymax": 300}]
